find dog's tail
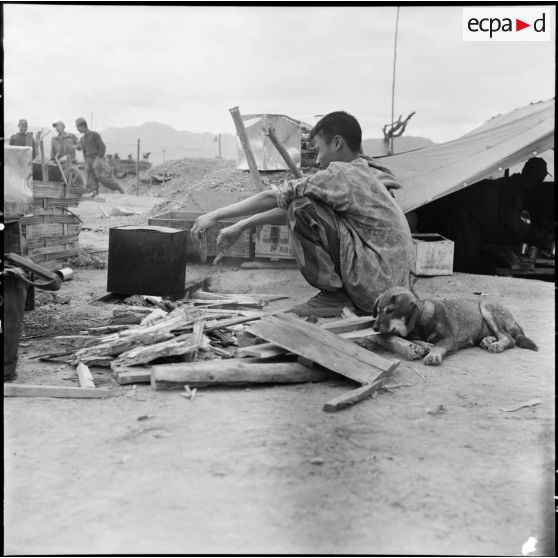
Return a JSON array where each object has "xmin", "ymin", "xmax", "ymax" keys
[{"xmin": 516, "ymin": 334, "xmax": 538, "ymax": 351}]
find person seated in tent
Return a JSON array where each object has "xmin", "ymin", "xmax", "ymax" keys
[
  {"xmin": 191, "ymin": 111, "xmax": 415, "ymax": 317},
  {"xmin": 450, "ymin": 157, "xmax": 551, "ymax": 271}
]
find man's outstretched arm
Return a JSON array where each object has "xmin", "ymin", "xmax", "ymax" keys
[{"xmin": 191, "ymin": 190, "xmax": 279, "ymax": 237}]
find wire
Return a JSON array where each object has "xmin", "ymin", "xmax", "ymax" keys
[{"xmin": 390, "ymin": 6, "xmax": 400, "ymax": 155}]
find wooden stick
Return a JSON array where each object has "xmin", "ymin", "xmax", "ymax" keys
[
  {"xmin": 229, "ymin": 106, "xmax": 264, "ymax": 192},
  {"xmin": 38, "ymin": 131, "xmax": 48, "ymax": 183},
  {"xmin": 151, "ymin": 359, "xmax": 330, "ymax": 390},
  {"xmin": 368, "ymin": 335, "xmax": 428, "ymax": 360},
  {"xmin": 114, "ymin": 368, "xmax": 151, "ymax": 385},
  {"xmin": 321, "ymin": 316, "xmax": 375, "ymax": 334},
  {"xmin": 110, "ymin": 335, "xmax": 198, "ymax": 369},
  {"xmin": 87, "ymin": 325, "xmax": 131, "ymax": 334},
  {"xmin": 4, "ymin": 384, "xmax": 112, "ymax": 399},
  {"xmin": 53, "ymin": 335, "xmax": 98, "ymax": 347},
  {"xmin": 192, "ymin": 320, "xmax": 205, "ymax": 361},
  {"xmin": 265, "ymin": 126, "xmax": 303, "ymax": 178},
  {"xmin": 76, "ymin": 362, "xmax": 96, "ymax": 388},
  {"xmin": 323, "ymin": 378, "xmax": 386, "ymax": 413}
]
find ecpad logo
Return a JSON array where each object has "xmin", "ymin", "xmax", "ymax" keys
[{"xmin": 463, "ymin": 8, "xmax": 551, "ymax": 41}]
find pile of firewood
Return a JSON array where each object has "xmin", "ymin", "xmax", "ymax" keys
[{"xmin": 36, "ymin": 290, "xmax": 432, "ymax": 411}]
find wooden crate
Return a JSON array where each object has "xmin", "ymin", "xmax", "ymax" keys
[
  {"xmin": 21, "ymin": 206, "xmax": 82, "ymax": 263},
  {"xmin": 254, "ymin": 225, "xmax": 295, "ymax": 260},
  {"xmin": 148, "ymin": 211, "xmax": 252, "ymax": 258},
  {"xmin": 412, "ymin": 233, "xmax": 454, "ymax": 276}
]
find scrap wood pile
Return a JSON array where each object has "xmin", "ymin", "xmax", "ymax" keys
[{"xmin": 35, "ymin": 289, "xmax": 434, "ymax": 411}]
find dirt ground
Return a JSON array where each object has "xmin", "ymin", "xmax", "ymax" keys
[{"xmin": 4, "ymin": 195, "xmax": 555, "ymax": 555}]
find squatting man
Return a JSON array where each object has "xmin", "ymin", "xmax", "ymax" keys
[{"xmin": 192, "ymin": 111, "xmax": 415, "ymax": 317}]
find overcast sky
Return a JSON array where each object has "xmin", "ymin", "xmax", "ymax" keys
[{"xmin": 3, "ymin": 4, "xmax": 555, "ymax": 141}]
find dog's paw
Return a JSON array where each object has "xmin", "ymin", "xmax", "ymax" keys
[
  {"xmin": 423, "ymin": 352, "xmax": 443, "ymax": 366},
  {"xmin": 487, "ymin": 340, "xmax": 505, "ymax": 353},
  {"xmin": 480, "ymin": 336, "xmax": 497, "ymax": 350}
]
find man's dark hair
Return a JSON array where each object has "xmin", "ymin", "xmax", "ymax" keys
[{"xmin": 309, "ymin": 111, "xmax": 362, "ymax": 153}]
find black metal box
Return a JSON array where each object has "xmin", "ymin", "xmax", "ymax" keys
[{"xmin": 107, "ymin": 225, "xmax": 188, "ymax": 298}]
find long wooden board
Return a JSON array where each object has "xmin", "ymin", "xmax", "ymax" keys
[
  {"xmin": 4, "ymin": 384, "xmax": 112, "ymax": 399},
  {"xmin": 247, "ymin": 313, "xmax": 399, "ymax": 385},
  {"xmin": 151, "ymin": 359, "xmax": 330, "ymax": 390}
]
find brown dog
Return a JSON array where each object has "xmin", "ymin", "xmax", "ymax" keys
[{"xmin": 372, "ymin": 286, "xmax": 538, "ymax": 365}]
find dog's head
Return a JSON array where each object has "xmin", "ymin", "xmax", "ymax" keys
[{"xmin": 372, "ymin": 286, "xmax": 419, "ymax": 336}]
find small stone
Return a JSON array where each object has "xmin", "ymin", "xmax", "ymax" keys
[{"xmin": 310, "ymin": 457, "xmax": 325, "ymax": 466}]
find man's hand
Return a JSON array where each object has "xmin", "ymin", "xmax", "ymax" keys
[
  {"xmin": 216, "ymin": 223, "xmax": 244, "ymax": 252},
  {"xmin": 191, "ymin": 213, "xmax": 219, "ymax": 240}
]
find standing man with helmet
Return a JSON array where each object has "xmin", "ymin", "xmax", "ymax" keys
[
  {"xmin": 50, "ymin": 120, "xmax": 86, "ymax": 191},
  {"xmin": 75, "ymin": 117, "xmax": 124, "ymax": 196}
]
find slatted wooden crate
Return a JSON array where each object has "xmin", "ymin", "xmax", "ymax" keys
[
  {"xmin": 21, "ymin": 183, "xmax": 83, "ymax": 263},
  {"xmin": 411, "ymin": 233, "xmax": 454, "ymax": 276},
  {"xmin": 148, "ymin": 210, "xmax": 252, "ymax": 258}
]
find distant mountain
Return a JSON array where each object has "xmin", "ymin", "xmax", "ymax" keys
[
  {"xmin": 362, "ymin": 136, "xmax": 436, "ymax": 157},
  {"xmin": 4, "ymin": 120, "xmax": 435, "ymax": 165},
  {"xmin": 100, "ymin": 123, "xmax": 435, "ymax": 164},
  {"xmin": 100, "ymin": 122, "xmax": 238, "ymax": 164}
]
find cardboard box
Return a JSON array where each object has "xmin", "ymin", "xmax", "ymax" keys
[{"xmin": 254, "ymin": 225, "xmax": 295, "ymax": 260}]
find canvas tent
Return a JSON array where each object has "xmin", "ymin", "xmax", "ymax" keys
[
  {"xmin": 236, "ymin": 114, "xmax": 312, "ymax": 171},
  {"xmin": 377, "ymin": 98, "xmax": 554, "ymax": 213}
]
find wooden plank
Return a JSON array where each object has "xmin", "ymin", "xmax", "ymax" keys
[
  {"xmin": 4, "ymin": 384, "xmax": 111, "ymax": 399},
  {"xmin": 151, "ymin": 359, "xmax": 330, "ymax": 390},
  {"xmin": 368, "ymin": 335, "xmax": 428, "ymax": 360},
  {"xmin": 21, "ymin": 214, "xmax": 80, "ymax": 226},
  {"xmin": 28, "ymin": 248, "xmax": 82, "ymax": 262},
  {"xmin": 247, "ymin": 314, "xmax": 399, "ymax": 385},
  {"xmin": 27, "ymin": 234, "xmax": 80, "ymax": 249},
  {"xmin": 32, "ymin": 198, "xmax": 80, "ymax": 208},
  {"xmin": 172, "ymin": 311, "xmax": 274, "ymax": 334},
  {"xmin": 323, "ymin": 378, "xmax": 386, "ymax": 413},
  {"xmin": 238, "ymin": 327, "xmax": 379, "ymax": 359},
  {"xmin": 76, "ymin": 362, "xmax": 96, "ymax": 388},
  {"xmin": 29, "ymin": 244, "xmax": 80, "ymax": 257}
]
